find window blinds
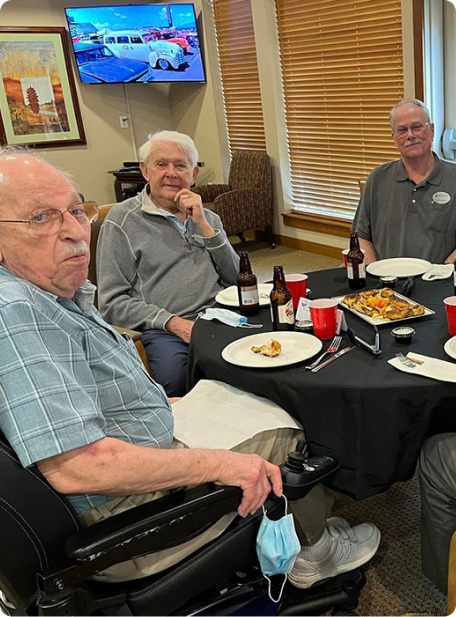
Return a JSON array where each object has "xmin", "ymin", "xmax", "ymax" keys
[
  {"xmin": 275, "ymin": 0, "xmax": 404, "ymax": 219},
  {"xmin": 212, "ymin": 0, "xmax": 267, "ymax": 152}
]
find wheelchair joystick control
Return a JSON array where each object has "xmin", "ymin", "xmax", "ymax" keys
[{"xmin": 281, "ymin": 442, "xmax": 339, "ymax": 501}]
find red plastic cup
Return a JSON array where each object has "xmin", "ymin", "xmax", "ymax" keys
[
  {"xmin": 285, "ymin": 274, "xmax": 308, "ymax": 310},
  {"xmin": 341, "ymin": 249, "xmax": 349, "ymax": 273},
  {"xmin": 444, "ymin": 297, "xmax": 456, "ymax": 336},
  {"xmin": 309, "ymin": 299, "xmax": 338, "ymax": 340}
]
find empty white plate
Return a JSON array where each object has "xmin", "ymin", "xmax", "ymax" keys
[
  {"xmin": 367, "ymin": 258, "xmax": 431, "ymax": 278},
  {"xmin": 216, "ymin": 284, "xmax": 273, "ymax": 307}
]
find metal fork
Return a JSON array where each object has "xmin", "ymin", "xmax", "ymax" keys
[
  {"xmin": 305, "ymin": 335, "xmax": 342, "ymax": 370},
  {"xmin": 395, "ymin": 352, "xmax": 416, "ymax": 368}
]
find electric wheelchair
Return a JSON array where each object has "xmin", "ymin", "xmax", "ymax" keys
[{"xmin": 0, "ymin": 433, "xmax": 365, "ymax": 616}]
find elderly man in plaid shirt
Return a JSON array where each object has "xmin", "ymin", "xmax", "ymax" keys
[{"xmin": 0, "ymin": 149, "xmax": 379, "ymax": 585}]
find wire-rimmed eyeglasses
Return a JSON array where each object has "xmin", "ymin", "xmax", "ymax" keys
[
  {"xmin": 0, "ymin": 201, "xmax": 99, "ymax": 236},
  {"xmin": 393, "ymin": 122, "xmax": 430, "ymax": 137}
]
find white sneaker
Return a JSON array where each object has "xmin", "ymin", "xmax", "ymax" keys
[{"xmin": 288, "ymin": 517, "xmax": 381, "ymax": 589}]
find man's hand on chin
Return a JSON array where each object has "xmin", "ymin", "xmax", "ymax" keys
[
  {"xmin": 175, "ymin": 189, "xmax": 216, "ymax": 237},
  {"xmin": 165, "ymin": 315, "xmax": 194, "ymax": 344}
]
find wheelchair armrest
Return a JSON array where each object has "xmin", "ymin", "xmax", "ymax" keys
[
  {"xmin": 281, "ymin": 448, "xmax": 340, "ymax": 501},
  {"xmin": 65, "ymin": 484, "xmax": 242, "ymax": 570}
]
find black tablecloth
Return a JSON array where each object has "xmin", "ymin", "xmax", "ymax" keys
[{"xmin": 188, "ymin": 268, "xmax": 456, "ymax": 500}]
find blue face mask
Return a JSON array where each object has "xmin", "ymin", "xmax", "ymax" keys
[
  {"xmin": 199, "ymin": 308, "xmax": 262, "ymax": 328},
  {"xmin": 256, "ymin": 495, "xmax": 301, "ymax": 603}
]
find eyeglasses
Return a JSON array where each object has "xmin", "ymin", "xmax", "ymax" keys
[
  {"xmin": 0, "ymin": 201, "xmax": 99, "ymax": 236},
  {"xmin": 393, "ymin": 122, "xmax": 430, "ymax": 137}
]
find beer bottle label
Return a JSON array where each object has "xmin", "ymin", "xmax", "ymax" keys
[
  {"xmin": 240, "ymin": 285, "xmax": 259, "ymax": 306},
  {"xmin": 278, "ymin": 299, "xmax": 294, "ymax": 324},
  {"xmin": 359, "ymin": 262, "xmax": 365, "ymax": 277},
  {"xmin": 347, "ymin": 264, "xmax": 354, "ymax": 279}
]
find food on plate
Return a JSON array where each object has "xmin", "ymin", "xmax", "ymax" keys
[
  {"xmin": 341, "ymin": 289, "xmax": 425, "ymax": 321},
  {"xmin": 251, "ymin": 339, "xmax": 282, "ymax": 357}
]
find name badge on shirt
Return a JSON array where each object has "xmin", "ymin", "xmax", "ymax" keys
[{"xmin": 432, "ymin": 191, "xmax": 451, "ymax": 205}]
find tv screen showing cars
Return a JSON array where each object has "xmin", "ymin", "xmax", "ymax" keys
[{"xmin": 65, "ymin": 4, "xmax": 206, "ymax": 84}]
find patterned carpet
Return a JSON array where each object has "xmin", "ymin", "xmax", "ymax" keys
[
  {"xmin": 329, "ymin": 473, "xmax": 446, "ymax": 616},
  {"xmin": 232, "ymin": 239, "xmax": 447, "ymax": 616}
]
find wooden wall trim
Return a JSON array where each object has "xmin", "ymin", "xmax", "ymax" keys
[
  {"xmin": 274, "ymin": 233, "xmax": 344, "ymax": 260},
  {"xmin": 282, "ymin": 211, "xmax": 351, "ymax": 238},
  {"xmin": 413, "ymin": 0, "xmax": 425, "ymax": 101}
]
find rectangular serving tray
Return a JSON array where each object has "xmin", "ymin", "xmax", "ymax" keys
[{"xmin": 335, "ymin": 290, "xmax": 435, "ymax": 326}]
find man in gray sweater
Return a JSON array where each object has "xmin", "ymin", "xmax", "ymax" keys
[{"xmin": 97, "ymin": 131, "xmax": 239, "ymax": 396}]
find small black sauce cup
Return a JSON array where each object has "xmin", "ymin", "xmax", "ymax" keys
[
  {"xmin": 391, "ymin": 326, "xmax": 415, "ymax": 344},
  {"xmin": 380, "ymin": 276, "xmax": 398, "ymax": 288}
]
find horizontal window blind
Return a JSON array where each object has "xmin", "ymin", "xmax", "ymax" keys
[
  {"xmin": 212, "ymin": 0, "xmax": 266, "ymax": 152},
  {"xmin": 275, "ymin": 0, "xmax": 404, "ymax": 219}
]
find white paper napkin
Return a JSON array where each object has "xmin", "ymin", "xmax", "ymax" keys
[
  {"xmin": 422, "ymin": 264, "xmax": 453, "ymax": 281},
  {"xmin": 388, "ymin": 352, "xmax": 456, "ymax": 383},
  {"xmin": 173, "ymin": 379, "xmax": 302, "ymax": 450}
]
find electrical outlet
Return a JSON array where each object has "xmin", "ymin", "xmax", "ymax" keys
[{"xmin": 119, "ymin": 116, "xmax": 129, "ymax": 129}]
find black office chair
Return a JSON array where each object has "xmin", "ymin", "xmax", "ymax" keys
[{"xmin": 0, "ymin": 433, "xmax": 365, "ymax": 616}]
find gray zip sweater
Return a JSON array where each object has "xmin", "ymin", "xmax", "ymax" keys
[{"xmin": 96, "ymin": 189, "xmax": 240, "ymax": 331}]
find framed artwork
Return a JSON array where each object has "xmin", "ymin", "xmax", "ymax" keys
[{"xmin": 0, "ymin": 26, "xmax": 86, "ymax": 148}]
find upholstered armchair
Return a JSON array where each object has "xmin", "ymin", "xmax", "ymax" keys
[{"xmin": 194, "ymin": 150, "xmax": 275, "ymax": 247}]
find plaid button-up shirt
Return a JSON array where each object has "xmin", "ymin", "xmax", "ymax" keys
[{"xmin": 0, "ymin": 267, "xmax": 174, "ymax": 515}]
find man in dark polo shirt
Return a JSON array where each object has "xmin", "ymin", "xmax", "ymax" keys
[{"xmin": 353, "ymin": 99, "xmax": 456, "ymax": 264}]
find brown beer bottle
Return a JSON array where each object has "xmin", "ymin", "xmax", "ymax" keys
[
  {"xmin": 347, "ymin": 232, "xmax": 366, "ymax": 290},
  {"xmin": 270, "ymin": 265, "xmax": 295, "ymax": 330},
  {"xmin": 237, "ymin": 251, "xmax": 260, "ymax": 316}
]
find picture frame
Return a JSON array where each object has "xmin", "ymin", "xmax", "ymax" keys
[{"xmin": 0, "ymin": 26, "xmax": 86, "ymax": 148}]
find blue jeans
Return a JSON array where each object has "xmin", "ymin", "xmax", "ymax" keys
[{"xmin": 141, "ymin": 329, "xmax": 189, "ymax": 397}]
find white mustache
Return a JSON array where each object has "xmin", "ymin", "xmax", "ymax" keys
[
  {"xmin": 405, "ymin": 138, "xmax": 422, "ymax": 147},
  {"xmin": 63, "ymin": 241, "xmax": 89, "ymax": 259}
]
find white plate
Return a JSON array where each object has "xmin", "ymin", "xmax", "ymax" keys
[
  {"xmin": 366, "ymin": 258, "xmax": 432, "ymax": 278},
  {"xmin": 216, "ymin": 284, "xmax": 273, "ymax": 307},
  {"xmin": 444, "ymin": 336, "xmax": 456, "ymax": 360},
  {"xmin": 337, "ymin": 290, "xmax": 435, "ymax": 326},
  {"xmin": 222, "ymin": 331, "xmax": 322, "ymax": 368}
]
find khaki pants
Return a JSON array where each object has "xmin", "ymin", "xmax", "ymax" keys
[{"xmin": 81, "ymin": 428, "xmax": 329, "ymax": 582}]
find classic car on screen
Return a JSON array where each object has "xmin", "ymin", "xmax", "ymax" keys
[
  {"xmin": 74, "ymin": 43, "xmax": 153, "ymax": 83},
  {"xmin": 103, "ymin": 31, "xmax": 186, "ymax": 70},
  {"xmin": 157, "ymin": 34, "xmax": 192, "ymax": 54},
  {"xmin": 148, "ymin": 41, "xmax": 186, "ymax": 70}
]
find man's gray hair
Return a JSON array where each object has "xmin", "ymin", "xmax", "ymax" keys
[
  {"xmin": 138, "ymin": 130, "xmax": 199, "ymax": 169},
  {"xmin": 390, "ymin": 99, "xmax": 431, "ymax": 129}
]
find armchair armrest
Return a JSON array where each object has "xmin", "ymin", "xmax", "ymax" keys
[
  {"xmin": 193, "ymin": 184, "xmax": 230, "ymax": 203},
  {"xmin": 112, "ymin": 325, "xmax": 142, "ymax": 343},
  {"xmin": 112, "ymin": 325, "xmax": 152, "ymax": 375}
]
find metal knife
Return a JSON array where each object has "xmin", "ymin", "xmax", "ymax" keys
[{"xmin": 311, "ymin": 346, "xmax": 355, "ymax": 373}]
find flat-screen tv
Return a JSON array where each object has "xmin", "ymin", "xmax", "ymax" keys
[{"xmin": 64, "ymin": 4, "xmax": 206, "ymax": 84}]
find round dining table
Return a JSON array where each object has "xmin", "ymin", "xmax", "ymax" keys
[{"xmin": 187, "ymin": 267, "xmax": 456, "ymax": 500}]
